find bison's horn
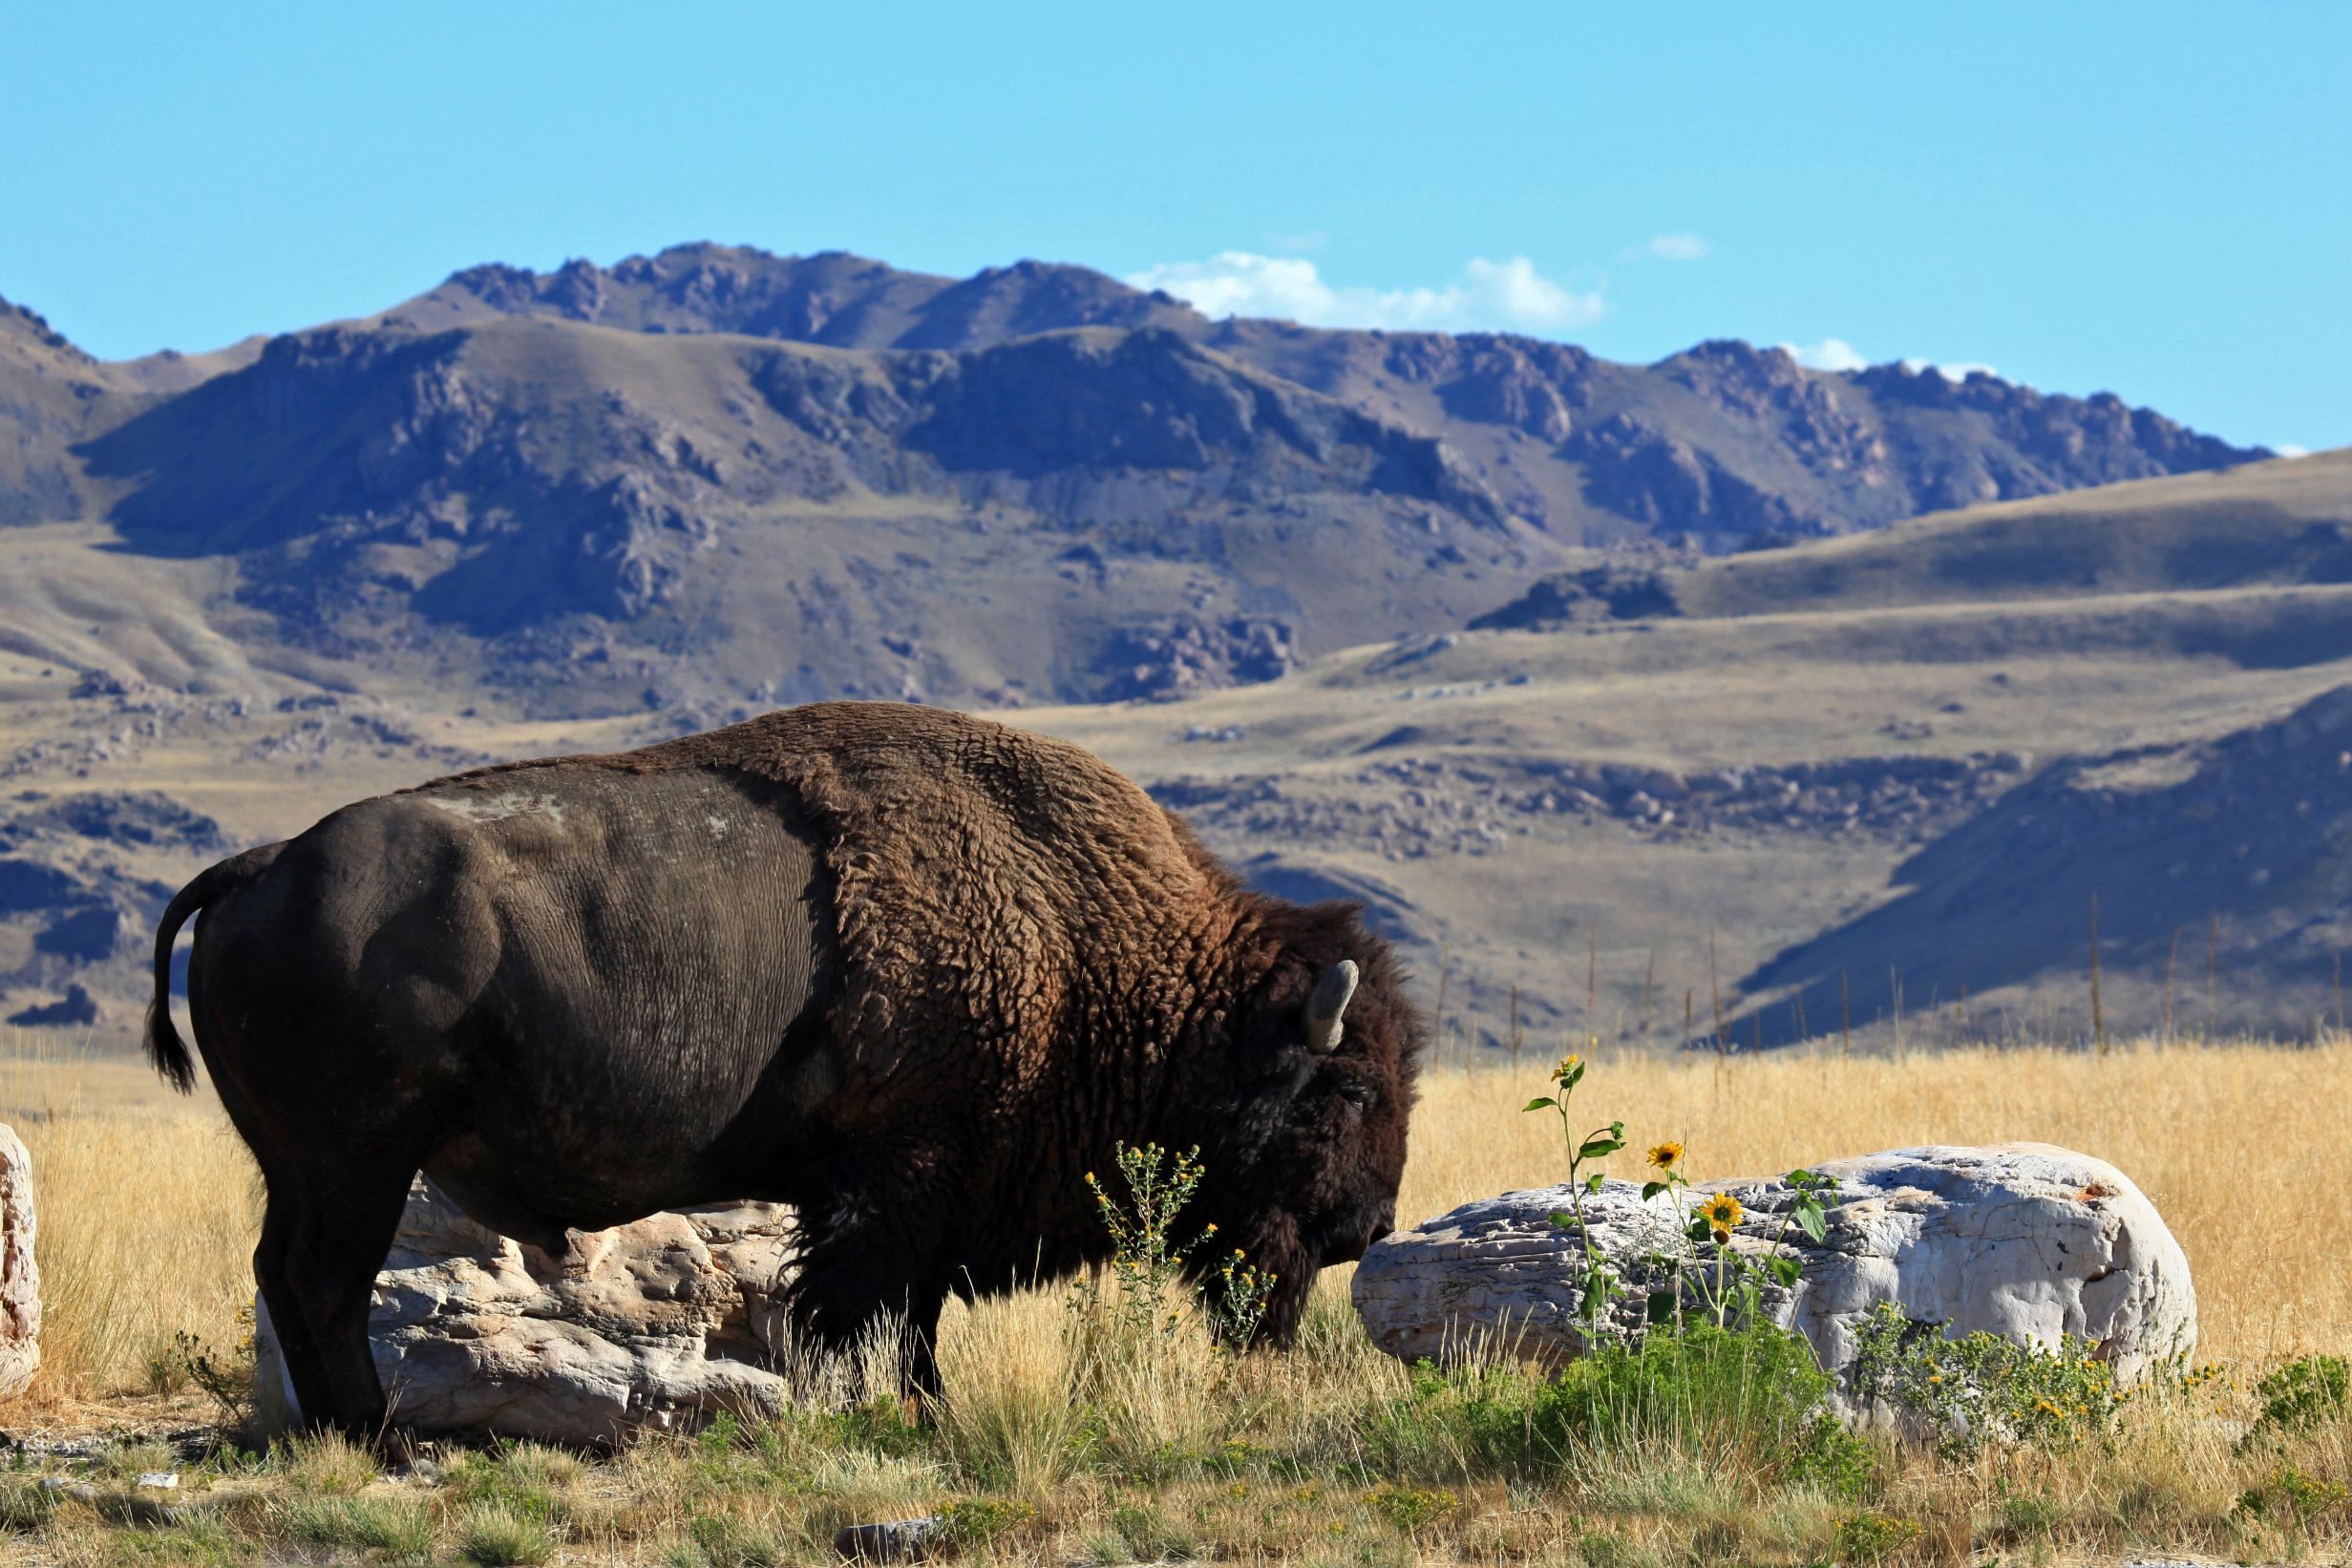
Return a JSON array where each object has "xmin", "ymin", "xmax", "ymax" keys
[{"xmin": 1303, "ymin": 960, "xmax": 1359, "ymax": 1054}]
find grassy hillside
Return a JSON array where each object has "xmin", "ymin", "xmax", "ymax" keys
[
  {"xmin": 1029, "ymin": 453, "xmax": 2352, "ymax": 1044},
  {"xmin": 3, "ymin": 451, "xmax": 2349, "ymax": 1047},
  {"xmin": 1675, "ymin": 447, "xmax": 2352, "ymax": 618}
]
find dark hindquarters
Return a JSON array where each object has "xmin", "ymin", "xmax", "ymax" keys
[{"xmin": 185, "ymin": 832, "xmax": 466, "ymax": 1441}]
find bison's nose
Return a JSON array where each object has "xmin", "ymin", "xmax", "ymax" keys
[{"xmin": 1367, "ymin": 1220, "xmax": 1394, "ymax": 1248}]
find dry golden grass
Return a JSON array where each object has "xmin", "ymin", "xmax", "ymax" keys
[
  {"xmin": 1394, "ymin": 1037, "xmax": 2352, "ymax": 1364},
  {"xmin": 0, "ymin": 1033, "xmax": 2346, "ymax": 1567},
  {"xmin": 0, "ymin": 1039, "xmax": 260, "ymax": 1409},
  {"xmin": 1, "ymin": 1033, "xmax": 2343, "ymax": 1409}
]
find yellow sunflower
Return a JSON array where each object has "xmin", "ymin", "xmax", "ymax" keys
[
  {"xmin": 1699, "ymin": 1192, "xmax": 1745, "ymax": 1240},
  {"xmin": 1647, "ymin": 1140, "xmax": 1685, "ymax": 1174},
  {"xmin": 1551, "ymin": 1053, "xmax": 1582, "ymax": 1084}
]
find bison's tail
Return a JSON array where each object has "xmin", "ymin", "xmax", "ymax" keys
[{"xmin": 145, "ymin": 849, "xmax": 276, "ymax": 1094}]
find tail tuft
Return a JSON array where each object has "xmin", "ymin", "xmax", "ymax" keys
[{"xmin": 146, "ymin": 853, "xmax": 272, "ymax": 1093}]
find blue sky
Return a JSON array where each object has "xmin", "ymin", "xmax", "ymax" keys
[{"xmin": 3, "ymin": 3, "xmax": 2343, "ymax": 451}]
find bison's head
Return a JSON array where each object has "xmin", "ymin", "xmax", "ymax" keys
[{"xmin": 1185, "ymin": 903, "xmax": 1426, "ymax": 1345}]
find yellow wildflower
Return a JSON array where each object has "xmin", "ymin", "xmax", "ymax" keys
[
  {"xmin": 1698, "ymin": 1192, "xmax": 1745, "ymax": 1241},
  {"xmin": 1552, "ymin": 1054, "xmax": 1581, "ymax": 1083},
  {"xmin": 1647, "ymin": 1140, "xmax": 1685, "ymax": 1174}
]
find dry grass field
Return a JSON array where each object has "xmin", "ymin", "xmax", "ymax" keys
[{"xmin": 0, "ymin": 1034, "xmax": 2347, "ymax": 1564}]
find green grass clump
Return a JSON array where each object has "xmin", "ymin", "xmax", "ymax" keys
[
  {"xmin": 277, "ymin": 1492, "xmax": 438, "ymax": 1557},
  {"xmin": 457, "ymin": 1501, "xmax": 556, "ymax": 1566}
]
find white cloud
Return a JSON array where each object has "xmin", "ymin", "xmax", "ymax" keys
[
  {"xmin": 1624, "ymin": 233, "xmax": 1708, "ymax": 262},
  {"xmin": 1125, "ymin": 251, "xmax": 1604, "ymax": 333},
  {"xmin": 1779, "ymin": 337, "xmax": 1867, "ymax": 372},
  {"xmin": 2273, "ymin": 444, "xmax": 2310, "ymax": 458}
]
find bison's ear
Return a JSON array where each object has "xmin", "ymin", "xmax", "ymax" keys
[{"xmin": 1302, "ymin": 960, "xmax": 1359, "ymax": 1054}]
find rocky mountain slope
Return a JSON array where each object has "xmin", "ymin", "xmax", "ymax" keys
[
  {"xmin": 0, "ymin": 245, "xmax": 2322, "ymax": 1048},
  {"xmin": 0, "ymin": 247, "xmax": 2264, "ymax": 723},
  {"xmin": 400, "ymin": 244, "xmax": 2264, "ymax": 543},
  {"xmin": 4, "ymin": 451, "xmax": 2348, "ymax": 1048},
  {"xmin": 72, "ymin": 317, "xmax": 1539, "ymax": 715}
]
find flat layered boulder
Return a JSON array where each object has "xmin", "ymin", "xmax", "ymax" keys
[
  {"xmin": 258, "ymin": 1178, "xmax": 796, "ymax": 1445},
  {"xmin": 1352, "ymin": 1143, "xmax": 2194, "ymax": 1384}
]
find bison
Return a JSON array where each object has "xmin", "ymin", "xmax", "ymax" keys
[{"xmin": 146, "ymin": 702, "xmax": 1424, "ymax": 1438}]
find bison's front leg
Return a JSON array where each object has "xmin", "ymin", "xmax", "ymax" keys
[{"xmin": 786, "ymin": 1174, "xmax": 956, "ymax": 1401}]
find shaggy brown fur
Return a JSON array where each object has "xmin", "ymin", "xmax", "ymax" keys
[{"xmin": 148, "ymin": 702, "xmax": 1425, "ymax": 1437}]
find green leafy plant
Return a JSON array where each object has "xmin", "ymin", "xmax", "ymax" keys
[
  {"xmin": 1367, "ymin": 1482, "xmax": 1459, "ymax": 1536},
  {"xmin": 1526, "ymin": 1057, "xmax": 1836, "ymax": 1341},
  {"xmin": 1074, "ymin": 1141, "xmax": 1277, "ymax": 1349},
  {"xmin": 936, "ymin": 1496, "xmax": 1037, "ymax": 1547},
  {"xmin": 1522, "ymin": 1054, "xmax": 1627, "ymax": 1334},
  {"xmin": 1831, "ymin": 1511, "xmax": 1923, "ymax": 1563},
  {"xmin": 1846, "ymin": 1301, "xmax": 2124, "ymax": 1457},
  {"xmin": 2235, "ymin": 1464, "xmax": 2348, "ymax": 1527},
  {"xmin": 2248, "ymin": 1353, "xmax": 2348, "ymax": 1439}
]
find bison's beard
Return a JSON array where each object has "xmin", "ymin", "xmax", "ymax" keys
[{"xmin": 1204, "ymin": 1209, "xmax": 1317, "ymax": 1348}]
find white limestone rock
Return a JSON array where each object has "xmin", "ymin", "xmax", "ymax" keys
[
  {"xmin": 257, "ymin": 1177, "xmax": 797, "ymax": 1445},
  {"xmin": 1352, "ymin": 1142, "xmax": 2195, "ymax": 1386},
  {"xmin": 0, "ymin": 1122, "xmax": 36, "ymax": 1398}
]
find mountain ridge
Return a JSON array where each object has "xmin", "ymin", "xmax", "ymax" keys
[{"xmin": 0, "ymin": 245, "xmax": 2277, "ymax": 715}]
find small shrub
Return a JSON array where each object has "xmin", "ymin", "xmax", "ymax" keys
[
  {"xmin": 1832, "ymin": 1511, "xmax": 1922, "ymax": 1563},
  {"xmin": 2249, "ymin": 1353, "xmax": 2348, "ymax": 1439},
  {"xmin": 695, "ymin": 1410, "xmax": 743, "ymax": 1454},
  {"xmin": 147, "ymin": 1309, "xmax": 259, "ymax": 1425},
  {"xmin": 1785, "ymin": 1410, "xmax": 1876, "ymax": 1498},
  {"xmin": 1367, "ymin": 1482, "xmax": 1458, "ymax": 1536},
  {"xmin": 1368, "ymin": 1322, "xmax": 1871, "ymax": 1498},
  {"xmin": 2235, "ymin": 1465, "xmax": 2349, "ymax": 1527},
  {"xmin": 1846, "ymin": 1302, "xmax": 2123, "ymax": 1456},
  {"xmin": 813, "ymin": 1396, "xmax": 931, "ymax": 1460},
  {"xmin": 1074, "ymin": 1143, "xmax": 1278, "ymax": 1352},
  {"xmin": 937, "ymin": 1496, "xmax": 1038, "ymax": 1547}
]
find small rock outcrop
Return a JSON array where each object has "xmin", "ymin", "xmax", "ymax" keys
[
  {"xmin": 1352, "ymin": 1143, "xmax": 2194, "ymax": 1387},
  {"xmin": 0, "ymin": 1122, "xmax": 38, "ymax": 1398},
  {"xmin": 256, "ymin": 1178, "xmax": 797, "ymax": 1445}
]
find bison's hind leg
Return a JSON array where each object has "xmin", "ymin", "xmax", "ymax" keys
[{"xmin": 253, "ymin": 1155, "xmax": 425, "ymax": 1446}]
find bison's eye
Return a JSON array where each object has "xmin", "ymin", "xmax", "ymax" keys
[{"xmin": 1338, "ymin": 1082, "xmax": 1374, "ymax": 1111}]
